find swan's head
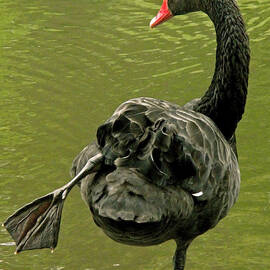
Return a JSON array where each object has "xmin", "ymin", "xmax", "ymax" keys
[{"xmin": 150, "ymin": 0, "xmax": 201, "ymax": 28}]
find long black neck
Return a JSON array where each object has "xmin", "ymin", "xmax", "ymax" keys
[{"xmin": 194, "ymin": 0, "xmax": 250, "ymax": 140}]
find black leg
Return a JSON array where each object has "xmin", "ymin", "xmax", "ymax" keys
[
  {"xmin": 3, "ymin": 153, "xmax": 103, "ymax": 253},
  {"xmin": 173, "ymin": 239, "xmax": 191, "ymax": 270}
]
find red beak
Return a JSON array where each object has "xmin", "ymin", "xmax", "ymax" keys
[{"xmin": 150, "ymin": 0, "xmax": 173, "ymax": 28}]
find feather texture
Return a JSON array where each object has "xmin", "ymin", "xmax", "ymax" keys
[{"xmin": 72, "ymin": 97, "xmax": 240, "ymax": 245}]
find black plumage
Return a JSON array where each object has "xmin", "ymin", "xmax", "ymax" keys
[{"xmin": 72, "ymin": 97, "xmax": 240, "ymax": 246}]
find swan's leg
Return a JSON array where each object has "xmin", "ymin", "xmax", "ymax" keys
[
  {"xmin": 173, "ymin": 239, "xmax": 190, "ymax": 270},
  {"xmin": 3, "ymin": 153, "xmax": 103, "ymax": 254}
]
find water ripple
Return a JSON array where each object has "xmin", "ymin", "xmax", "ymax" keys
[{"xmin": 0, "ymin": 242, "xmax": 15, "ymax": 246}]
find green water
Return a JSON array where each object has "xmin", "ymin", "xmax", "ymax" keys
[{"xmin": 0, "ymin": 0, "xmax": 269, "ymax": 269}]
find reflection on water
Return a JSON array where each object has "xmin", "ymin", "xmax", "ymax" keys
[{"xmin": 0, "ymin": 0, "xmax": 270, "ymax": 269}]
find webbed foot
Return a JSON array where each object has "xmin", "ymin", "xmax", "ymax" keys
[
  {"xmin": 3, "ymin": 152, "xmax": 103, "ymax": 253},
  {"xmin": 4, "ymin": 191, "xmax": 64, "ymax": 253}
]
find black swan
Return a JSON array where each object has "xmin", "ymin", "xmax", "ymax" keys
[{"xmin": 3, "ymin": 0, "xmax": 250, "ymax": 269}]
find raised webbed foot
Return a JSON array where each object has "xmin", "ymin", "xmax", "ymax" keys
[
  {"xmin": 3, "ymin": 152, "xmax": 103, "ymax": 253},
  {"xmin": 4, "ymin": 191, "xmax": 64, "ymax": 253}
]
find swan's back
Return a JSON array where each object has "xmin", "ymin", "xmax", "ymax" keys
[{"xmin": 71, "ymin": 97, "xmax": 240, "ymax": 244}]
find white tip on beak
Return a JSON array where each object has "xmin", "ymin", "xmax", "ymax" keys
[{"xmin": 150, "ymin": 16, "xmax": 158, "ymax": 28}]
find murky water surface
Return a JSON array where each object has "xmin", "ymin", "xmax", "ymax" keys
[{"xmin": 0, "ymin": 0, "xmax": 269, "ymax": 269}]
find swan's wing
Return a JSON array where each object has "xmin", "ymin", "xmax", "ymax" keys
[
  {"xmin": 74, "ymin": 97, "xmax": 239, "ymax": 204},
  {"xmin": 72, "ymin": 98, "xmax": 239, "ymax": 227}
]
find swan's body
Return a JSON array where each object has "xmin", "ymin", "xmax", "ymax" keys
[
  {"xmin": 72, "ymin": 97, "xmax": 240, "ymax": 248},
  {"xmin": 4, "ymin": 0, "xmax": 249, "ymax": 269}
]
